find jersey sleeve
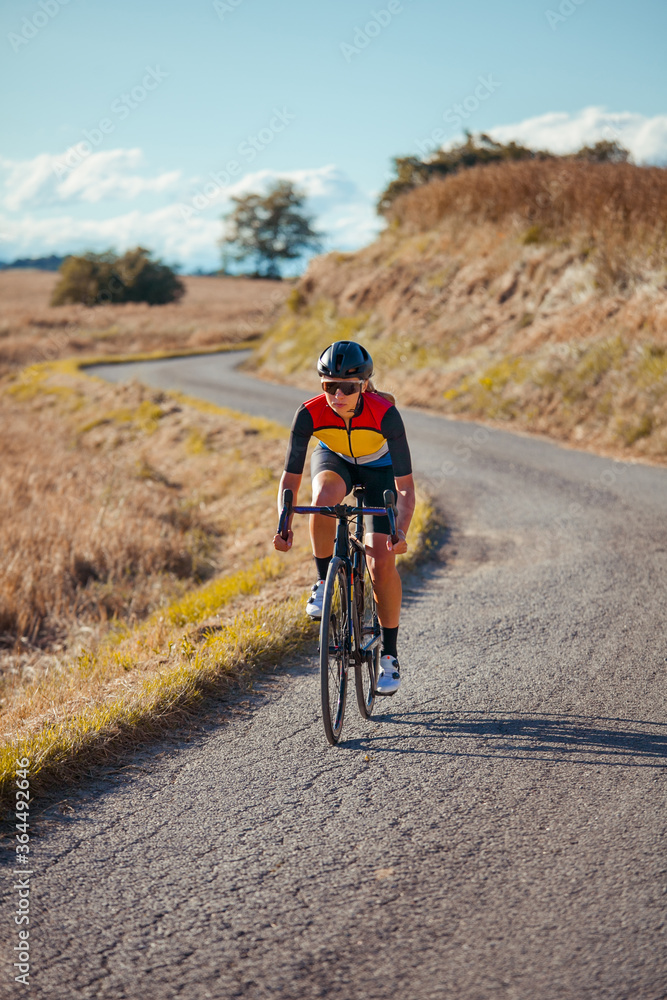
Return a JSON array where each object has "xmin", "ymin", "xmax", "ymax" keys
[
  {"xmin": 380, "ymin": 406, "xmax": 412, "ymax": 477},
  {"xmin": 284, "ymin": 404, "xmax": 314, "ymax": 475}
]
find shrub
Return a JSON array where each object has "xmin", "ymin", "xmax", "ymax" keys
[{"xmin": 51, "ymin": 247, "xmax": 185, "ymax": 307}]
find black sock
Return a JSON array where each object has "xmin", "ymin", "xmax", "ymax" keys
[
  {"xmin": 315, "ymin": 555, "xmax": 332, "ymax": 581},
  {"xmin": 381, "ymin": 625, "xmax": 399, "ymax": 659}
]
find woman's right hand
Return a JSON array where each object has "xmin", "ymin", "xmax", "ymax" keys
[{"xmin": 273, "ymin": 529, "xmax": 293, "ymax": 552}]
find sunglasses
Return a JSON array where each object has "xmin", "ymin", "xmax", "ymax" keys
[{"xmin": 321, "ymin": 380, "xmax": 363, "ymax": 396}]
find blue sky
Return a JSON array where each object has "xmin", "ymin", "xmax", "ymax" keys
[{"xmin": 2, "ymin": 0, "xmax": 666, "ymax": 271}]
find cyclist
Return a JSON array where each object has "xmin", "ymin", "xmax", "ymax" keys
[{"xmin": 273, "ymin": 341, "xmax": 415, "ymax": 695}]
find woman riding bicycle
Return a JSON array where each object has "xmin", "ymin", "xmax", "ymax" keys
[{"xmin": 273, "ymin": 340, "xmax": 415, "ymax": 695}]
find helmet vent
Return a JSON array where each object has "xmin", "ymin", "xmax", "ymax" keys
[{"xmin": 317, "ymin": 340, "xmax": 373, "ymax": 381}]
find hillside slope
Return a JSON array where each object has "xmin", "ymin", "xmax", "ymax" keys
[{"xmin": 249, "ymin": 159, "xmax": 667, "ymax": 461}]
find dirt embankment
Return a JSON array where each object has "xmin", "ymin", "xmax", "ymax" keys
[{"xmin": 249, "ymin": 159, "xmax": 667, "ymax": 462}]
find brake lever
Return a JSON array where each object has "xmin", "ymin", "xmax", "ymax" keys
[
  {"xmin": 382, "ymin": 489, "xmax": 400, "ymax": 545},
  {"xmin": 278, "ymin": 488, "xmax": 293, "ymax": 541}
]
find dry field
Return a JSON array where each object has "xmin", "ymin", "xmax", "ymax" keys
[{"xmin": 0, "ymin": 270, "xmax": 290, "ymax": 377}]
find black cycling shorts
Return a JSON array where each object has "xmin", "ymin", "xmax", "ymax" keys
[{"xmin": 311, "ymin": 446, "xmax": 395, "ymax": 535}]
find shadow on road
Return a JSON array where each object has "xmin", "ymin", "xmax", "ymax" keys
[{"xmin": 346, "ymin": 710, "xmax": 667, "ymax": 767}]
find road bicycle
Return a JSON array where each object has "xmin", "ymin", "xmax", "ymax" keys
[{"xmin": 278, "ymin": 486, "xmax": 398, "ymax": 745}]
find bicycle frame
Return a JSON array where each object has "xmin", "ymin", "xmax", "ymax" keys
[
  {"xmin": 278, "ymin": 487, "xmax": 397, "ymax": 661},
  {"xmin": 278, "ymin": 487, "xmax": 397, "ymax": 743},
  {"xmin": 348, "ymin": 489, "xmax": 381, "ymax": 661}
]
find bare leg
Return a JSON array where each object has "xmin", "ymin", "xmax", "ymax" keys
[
  {"xmin": 365, "ymin": 532, "xmax": 401, "ymax": 628},
  {"xmin": 310, "ymin": 471, "xmax": 347, "ymax": 557}
]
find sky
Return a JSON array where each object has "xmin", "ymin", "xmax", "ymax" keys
[{"xmin": 1, "ymin": 0, "xmax": 667, "ymax": 272}]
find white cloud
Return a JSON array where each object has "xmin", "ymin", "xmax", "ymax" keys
[
  {"xmin": 58, "ymin": 152, "xmax": 181, "ymax": 204},
  {"xmin": 0, "ymin": 153, "xmax": 56, "ymax": 212},
  {"xmin": 0, "ymin": 162, "xmax": 380, "ymax": 269},
  {"xmin": 485, "ymin": 107, "xmax": 667, "ymax": 164},
  {"xmin": 0, "ymin": 148, "xmax": 182, "ymax": 210},
  {"xmin": 0, "ymin": 205, "xmax": 218, "ymax": 269}
]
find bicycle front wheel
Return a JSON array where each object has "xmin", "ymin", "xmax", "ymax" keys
[
  {"xmin": 355, "ymin": 556, "xmax": 379, "ymax": 719},
  {"xmin": 320, "ymin": 557, "xmax": 349, "ymax": 745}
]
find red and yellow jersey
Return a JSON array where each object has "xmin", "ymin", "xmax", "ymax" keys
[{"xmin": 284, "ymin": 391, "xmax": 412, "ymax": 476}]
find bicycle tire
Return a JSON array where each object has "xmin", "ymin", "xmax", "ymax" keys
[
  {"xmin": 320, "ymin": 557, "xmax": 349, "ymax": 745},
  {"xmin": 355, "ymin": 555, "xmax": 379, "ymax": 719}
]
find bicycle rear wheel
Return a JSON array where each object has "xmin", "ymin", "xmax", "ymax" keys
[
  {"xmin": 320, "ymin": 557, "xmax": 349, "ymax": 745},
  {"xmin": 355, "ymin": 556, "xmax": 379, "ymax": 719}
]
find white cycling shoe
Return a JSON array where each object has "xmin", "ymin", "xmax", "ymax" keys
[
  {"xmin": 306, "ymin": 580, "xmax": 325, "ymax": 619},
  {"xmin": 376, "ymin": 655, "xmax": 401, "ymax": 696}
]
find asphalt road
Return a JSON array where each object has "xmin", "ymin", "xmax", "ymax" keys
[{"xmin": 4, "ymin": 352, "xmax": 666, "ymax": 999}]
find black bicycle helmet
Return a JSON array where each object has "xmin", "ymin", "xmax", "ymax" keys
[{"xmin": 317, "ymin": 341, "xmax": 373, "ymax": 380}]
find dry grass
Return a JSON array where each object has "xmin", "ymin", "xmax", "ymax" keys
[
  {"xmin": 254, "ymin": 293, "xmax": 667, "ymax": 462},
  {"xmin": 0, "ymin": 270, "xmax": 290, "ymax": 377},
  {"xmin": 0, "ymin": 559, "xmax": 299, "ymax": 746},
  {"xmin": 389, "ymin": 159, "xmax": 667, "ymax": 289},
  {"xmin": 0, "ymin": 361, "xmax": 292, "ymax": 655},
  {"xmin": 438, "ymin": 337, "xmax": 667, "ymax": 456}
]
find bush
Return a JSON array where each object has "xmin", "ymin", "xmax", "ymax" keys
[{"xmin": 51, "ymin": 247, "xmax": 185, "ymax": 307}]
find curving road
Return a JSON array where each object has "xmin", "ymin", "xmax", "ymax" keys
[{"xmin": 4, "ymin": 351, "xmax": 666, "ymax": 999}]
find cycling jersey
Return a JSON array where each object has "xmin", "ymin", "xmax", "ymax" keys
[{"xmin": 284, "ymin": 391, "xmax": 412, "ymax": 477}]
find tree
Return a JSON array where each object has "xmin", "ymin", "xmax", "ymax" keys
[
  {"xmin": 220, "ymin": 181, "xmax": 322, "ymax": 278},
  {"xmin": 51, "ymin": 247, "xmax": 184, "ymax": 306}
]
